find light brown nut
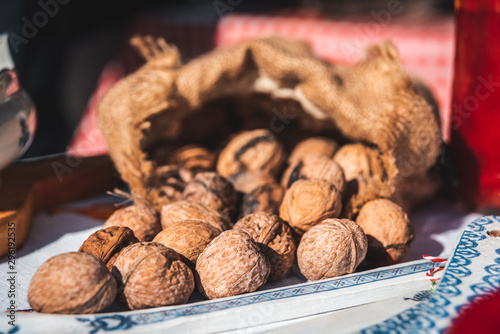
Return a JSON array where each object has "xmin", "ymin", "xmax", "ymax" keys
[
  {"xmin": 112, "ymin": 242, "xmax": 194, "ymax": 310},
  {"xmin": 168, "ymin": 145, "xmax": 216, "ymax": 172},
  {"xmin": 147, "ymin": 165, "xmax": 193, "ymax": 210},
  {"xmin": 279, "ymin": 179, "xmax": 342, "ymax": 235},
  {"xmin": 103, "ymin": 205, "xmax": 161, "ymax": 242},
  {"xmin": 333, "ymin": 143, "xmax": 396, "ymax": 219},
  {"xmin": 182, "ymin": 172, "xmax": 238, "ymax": 221},
  {"xmin": 333, "ymin": 143, "xmax": 384, "ymax": 182},
  {"xmin": 153, "ymin": 220, "xmax": 221, "ymax": 268},
  {"xmin": 297, "ymin": 219, "xmax": 367, "ymax": 280},
  {"xmin": 28, "ymin": 252, "xmax": 117, "ymax": 314},
  {"xmin": 79, "ymin": 226, "xmax": 139, "ymax": 270},
  {"xmin": 356, "ymin": 199, "xmax": 414, "ymax": 266},
  {"xmin": 281, "ymin": 154, "xmax": 346, "ymax": 196},
  {"xmin": 234, "ymin": 212, "xmax": 296, "ymax": 281},
  {"xmin": 216, "ymin": 129, "xmax": 285, "ymax": 178},
  {"xmin": 228, "ymin": 170, "xmax": 276, "ymax": 194},
  {"xmin": 241, "ymin": 183, "xmax": 284, "ymax": 217},
  {"xmin": 288, "ymin": 137, "xmax": 339, "ymax": 165},
  {"xmin": 161, "ymin": 200, "xmax": 231, "ymax": 231},
  {"xmin": 151, "ymin": 164, "xmax": 194, "ymax": 184},
  {"xmin": 196, "ymin": 230, "xmax": 270, "ymax": 299}
]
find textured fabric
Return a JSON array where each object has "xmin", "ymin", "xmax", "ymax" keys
[{"xmin": 97, "ymin": 36, "xmax": 441, "ymax": 211}]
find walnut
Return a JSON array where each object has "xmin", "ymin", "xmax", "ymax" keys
[
  {"xmin": 182, "ymin": 172, "xmax": 238, "ymax": 221},
  {"xmin": 288, "ymin": 137, "xmax": 339, "ymax": 165},
  {"xmin": 153, "ymin": 220, "xmax": 220, "ymax": 268},
  {"xmin": 241, "ymin": 183, "xmax": 284, "ymax": 217},
  {"xmin": 196, "ymin": 230, "xmax": 270, "ymax": 299},
  {"xmin": 147, "ymin": 165, "xmax": 193, "ymax": 210},
  {"xmin": 356, "ymin": 199, "xmax": 414, "ymax": 267},
  {"xmin": 78, "ymin": 226, "xmax": 139, "ymax": 270},
  {"xmin": 161, "ymin": 200, "xmax": 231, "ymax": 231},
  {"xmin": 279, "ymin": 179, "xmax": 342, "ymax": 235},
  {"xmin": 281, "ymin": 154, "xmax": 346, "ymax": 196},
  {"xmin": 112, "ymin": 242, "xmax": 194, "ymax": 310},
  {"xmin": 152, "ymin": 164, "xmax": 193, "ymax": 184},
  {"xmin": 333, "ymin": 143, "xmax": 385, "ymax": 181},
  {"xmin": 103, "ymin": 204, "xmax": 161, "ymax": 242},
  {"xmin": 168, "ymin": 145, "xmax": 216, "ymax": 172},
  {"xmin": 333, "ymin": 143, "xmax": 396, "ymax": 218},
  {"xmin": 228, "ymin": 170, "xmax": 276, "ymax": 194},
  {"xmin": 28, "ymin": 252, "xmax": 117, "ymax": 314},
  {"xmin": 297, "ymin": 218, "xmax": 367, "ymax": 280},
  {"xmin": 216, "ymin": 129, "xmax": 285, "ymax": 178},
  {"xmin": 234, "ymin": 212, "xmax": 296, "ymax": 281}
]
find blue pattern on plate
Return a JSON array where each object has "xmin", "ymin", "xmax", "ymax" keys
[
  {"xmin": 77, "ymin": 315, "xmax": 137, "ymax": 334},
  {"xmin": 404, "ymin": 290, "xmax": 432, "ymax": 302},
  {"xmin": 11, "ymin": 216, "xmax": 500, "ymax": 334},
  {"xmin": 361, "ymin": 215, "xmax": 500, "ymax": 334},
  {"xmin": 0, "ymin": 325, "xmax": 20, "ymax": 334},
  {"xmin": 74, "ymin": 261, "xmax": 440, "ymax": 333}
]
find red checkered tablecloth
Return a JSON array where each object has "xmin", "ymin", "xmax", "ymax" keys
[{"xmin": 68, "ymin": 11, "xmax": 454, "ymax": 156}]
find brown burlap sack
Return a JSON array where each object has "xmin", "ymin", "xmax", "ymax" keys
[{"xmin": 97, "ymin": 36, "xmax": 441, "ymax": 213}]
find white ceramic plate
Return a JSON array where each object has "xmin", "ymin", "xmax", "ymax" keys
[
  {"xmin": 2, "ymin": 215, "xmax": 498, "ymax": 334},
  {"xmin": 360, "ymin": 215, "xmax": 500, "ymax": 333},
  {"xmin": 5, "ymin": 259, "xmax": 440, "ymax": 333}
]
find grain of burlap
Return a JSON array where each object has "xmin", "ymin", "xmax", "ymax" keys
[{"xmin": 98, "ymin": 36, "xmax": 442, "ymax": 212}]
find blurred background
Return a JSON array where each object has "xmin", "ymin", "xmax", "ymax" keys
[{"xmin": 0, "ymin": 0, "xmax": 453, "ymax": 158}]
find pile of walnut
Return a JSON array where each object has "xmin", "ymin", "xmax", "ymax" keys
[{"xmin": 28, "ymin": 129, "xmax": 415, "ymax": 314}]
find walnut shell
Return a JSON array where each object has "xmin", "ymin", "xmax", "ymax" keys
[
  {"xmin": 103, "ymin": 205, "xmax": 161, "ymax": 242},
  {"xmin": 228, "ymin": 170, "xmax": 276, "ymax": 194},
  {"xmin": 279, "ymin": 179, "xmax": 342, "ymax": 235},
  {"xmin": 28, "ymin": 252, "xmax": 117, "ymax": 314},
  {"xmin": 112, "ymin": 242, "xmax": 194, "ymax": 310},
  {"xmin": 196, "ymin": 230, "xmax": 270, "ymax": 299},
  {"xmin": 333, "ymin": 143, "xmax": 385, "ymax": 181},
  {"xmin": 297, "ymin": 219, "xmax": 367, "ymax": 280},
  {"xmin": 168, "ymin": 145, "xmax": 216, "ymax": 172},
  {"xmin": 151, "ymin": 164, "xmax": 193, "ymax": 183},
  {"xmin": 216, "ymin": 129, "xmax": 285, "ymax": 178},
  {"xmin": 234, "ymin": 212, "xmax": 296, "ymax": 281},
  {"xmin": 288, "ymin": 137, "xmax": 339, "ymax": 165},
  {"xmin": 356, "ymin": 199, "xmax": 414, "ymax": 266},
  {"xmin": 182, "ymin": 172, "xmax": 238, "ymax": 220},
  {"xmin": 153, "ymin": 220, "xmax": 220, "ymax": 267},
  {"xmin": 147, "ymin": 165, "xmax": 193, "ymax": 210},
  {"xmin": 79, "ymin": 226, "xmax": 139, "ymax": 270},
  {"xmin": 281, "ymin": 154, "xmax": 346, "ymax": 196},
  {"xmin": 241, "ymin": 183, "xmax": 284, "ymax": 217},
  {"xmin": 333, "ymin": 143, "xmax": 396, "ymax": 218},
  {"xmin": 161, "ymin": 200, "xmax": 231, "ymax": 231}
]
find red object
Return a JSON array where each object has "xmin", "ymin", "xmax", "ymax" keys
[
  {"xmin": 68, "ymin": 10, "xmax": 455, "ymax": 156},
  {"xmin": 68, "ymin": 62, "xmax": 124, "ymax": 157},
  {"xmin": 423, "ymin": 255, "xmax": 448, "ymax": 263},
  {"xmin": 446, "ymin": 289, "xmax": 500, "ymax": 334},
  {"xmin": 216, "ymin": 12, "xmax": 454, "ymax": 140},
  {"xmin": 450, "ymin": 0, "xmax": 500, "ymax": 209}
]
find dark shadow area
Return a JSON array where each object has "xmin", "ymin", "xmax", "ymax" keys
[{"xmin": 1, "ymin": 0, "xmax": 453, "ymax": 158}]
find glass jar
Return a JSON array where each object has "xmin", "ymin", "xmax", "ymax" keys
[
  {"xmin": 450, "ymin": 0, "xmax": 500, "ymax": 209},
  {"xmin": 0, "ymin": 69, "xmax": 37, "ymax": 172}
]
